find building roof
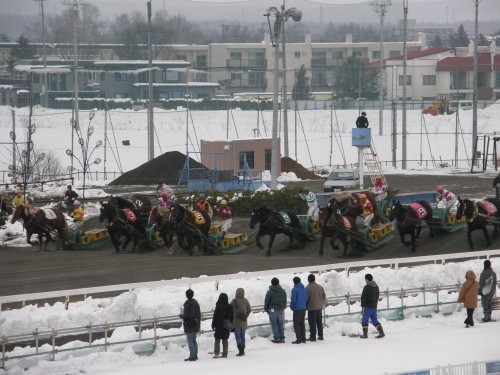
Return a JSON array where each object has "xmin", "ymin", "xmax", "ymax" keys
[
  {"xmin": 94, "ymin": 60, "xmax": 190, "ymax": 67},
  {"xmin": 436, "ymin": 53, "xmax": 492, "ymax": 72},
  {"xmin": 133, "ymin": 82, "xmax": 219, "ymax": 88},
  {"xmin": 390, "ymin": 47, "xmax": 453, "ymax": 61}
]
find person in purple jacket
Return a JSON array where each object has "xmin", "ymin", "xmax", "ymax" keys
[{"xmin": 290, "ymin": 276, "xmax": 308, "ymax": 344}]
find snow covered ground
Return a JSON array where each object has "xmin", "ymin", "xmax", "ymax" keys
[{"xmin": 1, "ymin": 258, "xmax": 499, "ymax": 375}]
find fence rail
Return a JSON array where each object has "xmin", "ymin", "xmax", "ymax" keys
[{"xmin": 386, "ymin": 359, "xmax": 500, "ymax": 375}]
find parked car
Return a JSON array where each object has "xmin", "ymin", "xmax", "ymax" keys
[
  {"xmin": 323, "ymin": 169, "xmax": 360, "ymax": 193},
  {"xmin": 449, "ymin": 100, "xmax": 473, "ymax": 113}
]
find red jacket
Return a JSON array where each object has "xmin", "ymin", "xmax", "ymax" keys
[{"xmin": 219, "ymin": 205, "xmax": 232, "ymax": 220}]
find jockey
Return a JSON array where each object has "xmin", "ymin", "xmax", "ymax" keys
[
  {"xmin": 216, "ymin": 199, "xmax": 232, "ymax": 240},
  {"xmin": 370, "ymin": 176, "xmax": 387, "ymax": 201},
  {"xmin": 156, "ymin": 181, "xmax": 173, "ymax": 199},
  {"xmin": 436, "ymin": 185, "xmax": 457, "ymax": 209},
  {"xmin": 300, "ymin": 187, "xmax": 319, "ymax": 220},
  {"xmin": 12, "ymin": 188, "xmax": 31, "ymax": 207},
  {"xmin": 359, "ymin": 193, "xmax": 374, "ymax": 228},
  {"xmin": 70, "ymin": 200, "xmax": 84, "ymax": 222},
  {"xmin": 159, "ymin": 192, "xmax": 172, "ymax": 207},
  {"xmin": 197, "ymin": 193, "xmax": 213, "ymax": 219}
]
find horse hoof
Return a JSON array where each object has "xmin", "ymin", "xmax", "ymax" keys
[
  {"xmin": 319, "ymin": 252, "xmax": 323, "ymax": 257},
  {"xmin": 266, "ymin": 253, "xmax": 271, "ymax": 257}
]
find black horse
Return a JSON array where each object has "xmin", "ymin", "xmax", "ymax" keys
[
  {"xmin": 99, "ymin": 201, "xmax": 145, "ymax": 253},
  {"xmin": 480, "ymin": 197, "xmax": 500, "ymax": 236},
  {"xmin": 148, "ymin": 205, "xmax": 175, "ymax": 255},
  {"xmin": 456, "ymin": 197, "xmax": 492, "ymax": 250},
  {"xmin": 318, "ymin": 206, "xmax": 357, "ymax": 258},
  {"xmin": 168, "ymin": 203, "xmax": 217, "ymax": 255},
  {"xmin": 389, "ymin": 200, "xmax": 434, "ymax": 252},
  {"xmin": 249, "ymin": 206, "xmax": 307, "ymax": 256}
]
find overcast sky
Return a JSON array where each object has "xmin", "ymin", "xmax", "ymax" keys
[{"xmin": 5, "ymin": 0, "xmax": 500, "ymax": 25}]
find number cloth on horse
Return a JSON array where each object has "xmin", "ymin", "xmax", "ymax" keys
[
  {"xmin": 279, "ymin": 211, "xmax": 292, "ymax": 225},
  {"xmin": 123, "ymin": 209, "xmax": 137, "ymax": 223},
  {"xmin": 340, "ymin": 216, "xmax": 352, "ymax": 230},
  {"xmin": 479, "ymin": 200, "xmax": 498, "ymax": 215},
  {"xmin": 408, "ymin": 202, "xmax": 428, "ymax": 220},
  {"xmin": 41, "ymin": 208, "xmax": 58, "ymax": 220}
]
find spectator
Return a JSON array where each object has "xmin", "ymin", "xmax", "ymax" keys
[
  {"xmin": 479, "ymin": 260, "xmax": 497, "ymax": 322},
  {"xmin": 493, "ymin": 167, "xmax": 500, "ymax": 199},
  {"xmin": 179, "ymin": 289, "xmax": 201, "ymax": 361},
  {"xmin": 197, "ymin": 193, "xmax": 213, "ymax": 219},
  {"xmin": 0, "ymin": 189, "xmax": 12, "ymax": 215},
  {"xmin": 230, "ymin": 288, "xmax": 251, "ymax": 357},
  {"xmin": 264, "ymin": 277, "xmax": 287, "ymax": 343},
  {"xmin": 369, "ymin": 176, "xmax": 387, "ymax": 201},
  {"xmin": 300, "ymin": 187, "xmax": 319, "ymax": 221},
  {"xmin": 290, "ymin": 276, "xmax": 308, "ymax": 344},
  {"xmin": 436, "ymin": 185, "xmax": 457, "ymax": 209},
  {"xmin": 211, "ymin": 293, "xmax": 233, "ymax": 359},
  {"xmin": 70, "ymin": 200, "xmax": 84, "ymax": 222},
  {"xmin": 360, "ymin": 273, "xmax": 385, "ymax": 339},
  {"xmin": 458, "ymin": 270, "xmax": 480, "ymax": 328},
  {"xmin": 306, "ymin": 273, "xmax": 326, "ymax": 341},
  {"xmin": 216, "ymin": 199, "xmax": 232, "ymax": 240},
  {"xmin": 356, "ymin": 111, "xmax": 369, "ymax": 128},
  {"xmin": 64, "ymin": 185, "xmax": 79, "ymax": 214},
  {"xmin": 11, "ymin": 188, "xmax": 30, "ymax": 208}
]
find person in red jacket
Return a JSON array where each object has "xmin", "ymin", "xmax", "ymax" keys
[{"xmin": 216, "ymin": 199, "xmax": 232, "ymax": 240}]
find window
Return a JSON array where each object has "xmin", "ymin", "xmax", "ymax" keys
[
  {"xmin": 231, "ymin": 72, "xmax": 242, "ymax": 85},
  {"xmin": 248, "ymin": 52, "xmax": 265, "ymax": 67},
  {"xmin": 352, "ymin": 51, "xmax": 362, "ymax": 58},
  {"xmin": 239, "ymin": 151, "xmax": 254, "ymax": 169},
  {"xmin": 60, "ymin": 74, "xmax": 66, "ymax": 91},
  {"xmin": 265, "ymin": 149, "xmax": 272, "ymax": 170},
  {"xmin": 196, "ymin": 55, "xmax": 207, "ymax": 68},
  {"xmin": 312, "ymin": 51, "xmax": 326, "ymax": 66},
  {"xmin": 248, "ymin": 71, "xmax": 264, "ymax": 87},
  {"xmin": 230, "ymin": 52, "xmax": 242, "ymax": 60},
  {"xmin": 163, "ymin": 70, "xmax": 179, "ymax": 82},
  {"xmin": 451, "ymin": 71, "xmax": 466, "ymax": 89},
  {"xmin": 398, "ymin": 75, "xmax": 412, "ymax": 86},
  {"xmin": 197, "ymin": 93, "xmax": 208, "ymax": 99},
  {"xmin": 176, "ymin": 54, "xmax": 187, "ymax": 61},
  {"xmin": 495, "ymin": 72, "xmax": 500, "ymax": 88},
  {"xmin": 49, "ymin": 74, "xmax": 57, "ymax": 90},
  {"xmin": 138, "ymin": 71, "xmax": 147, "ymax": 83},
  {"xmin": 115, "ymin": 93, "xmax": 127, "ymax": 98},
  {"xmin": 372, "ymin": 50, "xmax": 381, "ymax": 59},
  {"xmin": 311, "ymin": 71, "xmax": 326, "ymax": 87},
  {"xmin": 423, "ymin": 75, "xmax": 436, "ymax": 85},
  {"xmin": 389, "ymin": 50, "xmax": 401, "ymax": 58},
  {"xmin": 294, "ymin": 51, "xmax": 301, "ymax": 58},
  {"xmin": 332, "ymin": 51, "xmax": 343, "ymax": 59},
  {"xmin": 115, "ymin": 72, "xmax": 127, "ymax": 81},
  {"xmin": 32, "ymin": 74, "xmax": 40, "ymax": 84},
  {"xmin": 100, "ymin": 72, "xmax": 105, "ymax": 81}
]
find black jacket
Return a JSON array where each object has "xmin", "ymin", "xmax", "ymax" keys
[
  {"xmin": 211, "ymin": 293, "xmax": 233, "ymax": 340},
  {"xmin": 181, "ymin": 298, "xmax": 201, "ymax": 333},
  {"xmin": 361, "ymin": 281, "xmax": 379, "ymax": 308},
  {"xmin": 356, "ymin": 115, "xmax": 369, "ymax": 128}
]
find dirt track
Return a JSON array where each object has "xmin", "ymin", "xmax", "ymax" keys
[{"xmin": 1, "ymin": 173, "xmax": 499, "ymax": 299}]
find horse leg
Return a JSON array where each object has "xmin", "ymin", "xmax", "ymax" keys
[
  {"xmin": 266, "ymin": 234, "xmax": 275, "ymax": 257},
  {"xmin": 319, "ymin": 233, "xmax": 325, "ymax": 256},
  {"xmin": 415, "ymin": 224, "xmax": 422, "ymax": 241},
  {"xmin": 255, "ymin": 231, "xmax": 264, "ymax": 250},
  {"xmin": 399, "ymin": 231, "xmax": 410, "ymax": 247},
  {"xmin": 110, "ymin": 232, "xmax": 121, "ymax": 253},
  {"xmin": 483, "ymin": 225, "xmax": 492, "ymax": 247},
  {"xmin": 410, "ymin": 231, "xmax": 416, "ymax": 252},
  {"xmin": 340, "ymin": 235, "xmax": 349, "ymax": 258},
  {"xmin": 428, "ymin": 220, "xmax": 435, "ymax": 238},
  {"xmin": 122, "ymin": 230, "xmax": 132, "ymax": 253},
  {"xmin": 466, "ymin": 227, "xmax": 474, "ymax": 250}
]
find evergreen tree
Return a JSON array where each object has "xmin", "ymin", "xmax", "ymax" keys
[
  {"xmin": 292, "ymin": 65, "xmax": 311, "ymax": 100},
  {"xmin": 478, "ymin": 33, "xmax": 489, "ymax": 46},
  {"xmin": 335, "ymin": 56, "xmax": 378, "ymax": 100},
  {"xmin": 450, "ymin": 24, "xmax": 469, "ymax": 47},
  {"xmin": 429, "ymin": 34, "xmax": 443, "ymax": 48},
  {"xmin": 7, "ymin": 34, "xmax": 37, "ymax": 72}
]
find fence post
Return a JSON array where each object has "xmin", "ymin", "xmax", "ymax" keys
[
  {"xmin": 33, "ymin": 328, "xmax": 39, "ymax": 354},
  {"xmin": 1, "ymin": 335, "xmax": 7, "ymax": 370},
  {"xmin": 50, "ymin": 328, "xmax": 58, "ymax": 361},
  {"xmin": 137, "ymin": 316, "xmax": 142, "ymax": 341},
  {"xmin": 346, "ymin": 292, "xmax": 351, "ymax": 314},
  {"xmin": 87, "ymin": 322, "xmax": 93, "ymax": 346},
  {"xmin": 104, "ymin": 322, "xmax": 111, "ymax": 352},
  {"xmin": 153, "ymin": 316, "xmax": 160, "ymax": 350},
  {"xmin": 435, "ymin": 285, "xmax": 441, "ymax": 313}
]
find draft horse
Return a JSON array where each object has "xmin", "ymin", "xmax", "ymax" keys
[
  {"xmin": 168, "ymin": 203, "xmax": 216, "ymax": 255},
  {"xmin": 456, "ymin": 197, "xmax": 492, "ymax": 250},
  {"xmin": 389, "ymin": 200, "xmax": 435, "ymax": 252},
  {"xmin": 148, "ymin": 205, "xmax": 175, "ymax": 255},
  {"xmin": 249, "ymin": 206, "xmax": 307, "ymax": 257},
  {"xmin": 318, "ymin": 206, "xmax": 357, "ymax": 258},
  {"xmin": 99, "ymin": 201, "xmax": 146, "ymax": 253},
  {"xmin": 11, "ymin": 204, "xmax": 68, "ymax": 251},
  {"xmin": 108, "ymin": 194, "xmax": 152, "ymax": 225}
]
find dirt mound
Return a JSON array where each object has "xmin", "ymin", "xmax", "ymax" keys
[
  {"xmin": 109, "ymin": 151, "xmax": 208, "ymax": 186},
  {"xmin": 281, "ymin": 157, "xmax": 322, "ymax": 180}
]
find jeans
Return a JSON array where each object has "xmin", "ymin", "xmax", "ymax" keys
[
  {"xmin": 234, "ymin": 329, "xmax": 246, "ymax": 347},
  {"xmin": 307, "ymin": 309, "xmax": 323, "ymax": 338},
  {"xmin": 293, "ymin": 310, "xmax": 306, "ymax": 342},
  {"xmin": 268, "ymin": 309, "xmax": 285, "ymax": 341},
  {"xmin": 482, "ymin": 294, "xmax": 493, "ymax": 314},
  {"xmin": 361, "ymin": 307, "xmax": 380, "ymax": 326},
  {"xmin": 186, "ymin": 332, "xmax": 198, "ymax": 359}
]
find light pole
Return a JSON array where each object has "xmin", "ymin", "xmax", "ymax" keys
[
  {"xmin": 66, "ymin": 110, "xmax": 102, "ymax": 208},
  {"xmin": 372, "ymin": 0, "xmax": 391, "ymax": 136},
  {"xmin": 472, "ymin": 0, "xmax": 480, "ymax": 159},
  {"xmin": 265, "ymin": 5, "xmax": 302, "ymax": 189},
  {"xmin": 402, "ymin": 0, "xmax": 408, "ymax": 169}
]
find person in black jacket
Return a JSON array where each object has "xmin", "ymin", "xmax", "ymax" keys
[
  {"xmin": 64, "ymin": 185, "xmax": 79, "ymax": 214},
  {"xmin": 356, "ymin": 111, "xmax": 369, "ymax": 128},
  {"xmin": 211, "ymin": 293, "xmax": 233, "ymax": 358},
  {"xmin": 179, "ymin": 289, "xmax": 201, "ymax": 361},
  {"xmin": 360, "ymin": 274, "xmax": 385, "ymax": 339},
  {"xmin": 493, "ymin": 168, "xmax": 500, "ymax": 199}
]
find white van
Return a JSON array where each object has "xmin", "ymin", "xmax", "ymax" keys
[{"xmin": 449, "ymin": 100, "xmax": 473, "ymax": 112}]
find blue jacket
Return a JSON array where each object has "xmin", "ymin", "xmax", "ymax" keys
[{"xmin": 290, "ymin": 282, "xmax": 307, "ymax": 311}]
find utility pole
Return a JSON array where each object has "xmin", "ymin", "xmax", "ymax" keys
[
  {"xmin": 402, "ymin": 0, "xmax": 408, "ymax": 169},
  {"xmin": 372, "ymin": 0, "xmax": 391, "ymax": 136},
  {"xmin": 281, "ymin": 0, "xmax": 289, "ymax": 158},
  {"xmin": 34, "ymin": 0, "xmax": 48, "ymax": 106},
  {"xmin": 472, "ymin": 0, "xmax": 479, "ymax": 159},
  {"xmin": 147, "ymin": 1, "xmax": 154, "ymax": 161}
]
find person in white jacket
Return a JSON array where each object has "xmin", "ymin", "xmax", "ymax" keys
[{"xmin": 300, "ymin": 187, "xmax": 318, "ymax": 220}]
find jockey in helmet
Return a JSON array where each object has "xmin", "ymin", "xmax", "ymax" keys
[
  {"xmin": 436, "ymin": 185, "xmax": 457, "ymax": 209},
  {"xmin": 300, "ymin": 187, "xmax": 319, "ymax": 220},
  {"xmin": 359, "ymin": 193, "xmax": 374, "ymax": 227}
]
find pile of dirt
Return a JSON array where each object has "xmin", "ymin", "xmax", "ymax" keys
[
  {"xmin": 281, "ymin": 157, "xmax": 322, "ymax": 180},
  {"xmin": 109, "ymin": 151, "xmax": 208, "ymax": 186}
]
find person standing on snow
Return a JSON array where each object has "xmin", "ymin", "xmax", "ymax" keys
[
  {"xmin": 479, "ymin": 260, "xmax": 497, "ymax": 322},
  {"xmin": 264, "ymin": 277, "xmax": 287, "ymax": 343},
  {"xmin": 230, "ymin": 287, "xmax": 251, "ymax": 357},
  {"xmin": 360, "ymin": 273, "xmax": 385, "ymax": 339},
  {"xmin": 457, "ymin": 270, "xmax": 479, "ymax": 328},
  {"xmin": 290, "ymin": 276, "xmax": 308, "ymax": 344},
  {"xmin": 179, "ymin": 289, "xmax": 201, "ymax": 362},
  {"xmin": 211, "ymin": 292, "xmax": 233, "ymax": 359},
  {"xmin": 305, "ymin": 273, "xmax": 326, "ymax": 341}
]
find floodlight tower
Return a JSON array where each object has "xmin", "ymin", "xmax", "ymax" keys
[{"xmin": 371, "ymin": 0, "xmax": 391, "ymax": 136}]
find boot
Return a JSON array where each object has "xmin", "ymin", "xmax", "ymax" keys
[
  {"xmin": 482, "ymin": 312, "xmax": 491, "ymax": 322},
  {"xmin": 360, "ymin": 326, "xmax": 368, "ymax": 339},
  {"xmin": 375, "ymin": 324, "xmax": 385, "ymax": 338},
  {"xmin": 236, "ymin": 344, "xmax": 245, "ymax": 356},
  {"xmin": 212, "ymin": 353, "xmax": 220, "ymax": 359}
]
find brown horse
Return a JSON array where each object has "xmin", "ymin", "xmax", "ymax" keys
[
  {"xmin": 168, "ymin": 203, "xmax": 218, "ymax": 255},
  {"xmin": 11, "ymin": 204, "xmax": 68, "ymax": 251},
  {"xmin": 148, "ymin": 205, "xmax": 175, "ymax": 255},
  {"xmin": 318, "ymin": 206, "xmax": 358, "ymax": 258}
]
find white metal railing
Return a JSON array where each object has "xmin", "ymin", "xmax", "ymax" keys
[
  {"xmin": 385, "ymin": 359, "xmax": 500, "ymax": 375},
  {"xmin": 1, "ymin": 249, "xmax": 499, "ymax": 310}
]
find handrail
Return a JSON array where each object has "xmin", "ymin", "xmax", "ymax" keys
[{"xmin": 1, "ymin": 249, "xmax": 499, "ymax": 309}]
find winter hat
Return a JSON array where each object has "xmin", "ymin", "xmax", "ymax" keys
[
  {"xmin": 293, "ymin": 276, "xmax": 301, "ymax": 285},
  {"xmin": 185, "ymin": 289, "xmax": 194, "ymax": 299},
  {"xmin": 220, "ymin": 199, "xmax": 227, "ymax": 205},
  {"xmin": 271, "ymin": 277, "xmax": 279, "ymax": 286},
  {"xmin": 484, "ymin": 259, "xmax": 492, "ymax": 269}
]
